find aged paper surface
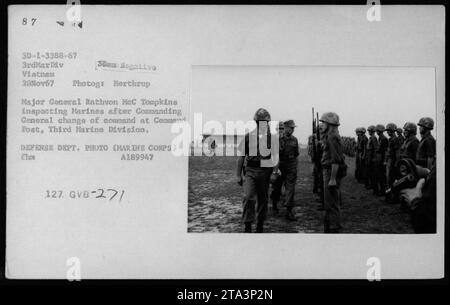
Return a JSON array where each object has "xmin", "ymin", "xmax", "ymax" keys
[{"xmin": 7, "ymin": 5, "xmax": 444, "ymax": 279}]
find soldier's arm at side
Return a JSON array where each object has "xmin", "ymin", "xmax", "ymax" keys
[
  {"xmin": 327, "ymin": 136, "xmax": 341, "ymax": 186},
  {"xmin": 329, "ymin": 164, "xmax": 339, "ymax": 186},
  {"xmin": 427, "ymin": 138, "xmax": 436, "ymax": 169}
]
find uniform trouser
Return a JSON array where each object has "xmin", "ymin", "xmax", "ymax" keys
[
  {"xmin": 359, "ymin": 157, "xmax": 367, "ymax": 182},
  {"xmin": 242, "ymin": 166, "xmax": 273, "ymax": 224},
  {"xmin": 280, "ymin": 160, "xmax": 298, "ymax": 208},
  {"xmin": 386, "ymin": 162, "xmax": 396, "ymax": 187},
  {"xmin": 270, "ymin": 174, "xmax": 283, "ymax": 203},
  {"xmin": 375, "ymin": 156, "xmax": 386, "ymax": 193},
  {"xmin": 313, "ymin": 163, "xmax": 321, "ymax": 192},
  {"xmin": 366, "ymin": 159, "xmax": 378, "ymax": 191},
  {"xmin": 323, "ymin": 167, "xmax": 342, "ymax": 231},
  {"xmin": 355, "ymin": 154, "xmax": 361, "ymax": 180},
  {"xmin": 313, "ymin": 163, "xmax": 324, "ymax": 201}
]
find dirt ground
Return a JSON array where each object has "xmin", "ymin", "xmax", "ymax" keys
[{"xmin": 188, "ymin": 149, "xmax": 414, "ymax": 233}]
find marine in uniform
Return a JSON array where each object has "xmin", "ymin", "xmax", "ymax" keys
[
  {"xmin": 354, "ymin": 128, "xmax": 362, "ymax": 181},
  {"xmin": 396, "ymin": 127, "xmax": 405, "ymax": 147},
  {"xmin": 399, "ymin": 122, "xmax": 419, "ymax": 163},
  {"xmin": 279, "ymin": 120, "xmax": 299, "ymax": 221},
  {"xmin": 375, "ymin": 124, "xmax": 388, "ymax": 196},
  {"xmin": 319, "ymin": 112, "xmax": 346, "ymax": 233},
  {"xmin": 385, "ymin": 123, "xmax": 401, "ymax": 203},
  {"xmin": 270, "ymin": 121, "xmax": 285, "ymax": 215},
  {"xmin": 365, "ymin": 125, "xmax": 378, "ymax": 192},
  {"xmin": 385, "ymin": 123, "xmax": 401, "ymax": 187},
  {"xmin": 400, "ymin": 166, "xmax": 436, "ymax": 233},
  {"xmin": 236, "ymin": 108, "xmax": 279, "ymax": 233},
  {"xmin": 358, "ymin": 127, "xmax": 369, "ymax": 184},
  {"xmin": 416, "ymin": 117, "xmax": 436, "ymax": 170}
]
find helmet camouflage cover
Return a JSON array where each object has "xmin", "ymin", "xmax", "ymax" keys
[{"xmin": 367, "ymin": 125, "xmax": 376, "ymax": 132}]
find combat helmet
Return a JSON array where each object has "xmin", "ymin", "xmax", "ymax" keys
[
  {"xmin": 284, "ymin": 120, "xmax": 297, "ymax": 128},
  {"xmin": 367, "ymin": 125, "xmax": 376, "ymax": 132},
  {"xmin": 319, "ymin": 112, "xmax": 340, "ymax": 126},
  {"xmin": 375, "ymin": 124, "xmax": 385, "ymax": 132},
  {"xmin": 417, "ymin": 117, "xmax": 434, "ymax": 130},
  {"xmin": 385, "ymin": 123, "xmax": 397, "ymax": 132},
  {"xmin": 253, "ymin": 108, "xmax": 271, "ymax": 122},
  {"xmin": 403, "ymin": 122, "xmax": 417, "ymax": 135}
]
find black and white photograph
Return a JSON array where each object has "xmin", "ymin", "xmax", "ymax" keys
[
  {"xmin": 3, "ymin": 3, "xmax": 445, "ymax": 282},
  {"xmin": 188, "ymin": 66, "xmax": 437, "ymax": 234}
]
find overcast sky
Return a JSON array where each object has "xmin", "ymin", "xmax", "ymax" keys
[{"xmin": 190, "ymin": 66, "xmax": 436, "ymax": 144}]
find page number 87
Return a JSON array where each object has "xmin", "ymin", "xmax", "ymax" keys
[{"xmin": 22, "ymin": 18, "xmax": 37, "ymax": 26}]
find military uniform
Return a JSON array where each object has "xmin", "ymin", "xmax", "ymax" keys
[
  {"xmin": 237, "ymin": 108, "xmax": 277, "ymax": 233},
  {"xmin": 410, "ymin": 166, "xmax": 436, "ymax": 233},
  {"xmin": 313, "ymin": 139, "xmax": 324, "ymax": 205},
  {"xmin": 321, "ymin": 131, "xmax": 345, "ymax": 232},
  {"xmin": 399, "ymin": 136, "xmax": 419, "ymax": 162},
  {"xmin": 416, "ymin": 117, "xmax": 436, "ymax": 170},
  {"xmin": 320, "ymin": 112, "xmax": 345, "ymax": 233},
  {"xmin": 397, "ymin": 134, "xmax": 405, "ymax": 147},
  {"xmin": 365, "ymin": 127, "xmax": 378, "ymax": 191},
  {"xmin": 386, "ymin": 133, "xmax": 401, "ymax": 186},
  {"xmin": 279, "ymin": 120, "xmax": 299, "ymax": 220},
  {"xmin": 355, "ymin": 128, "xmax": 368, "ymax": 183},
  {"xmin": 270, "ymin": 121, "xmax": 285, "ymax": 213},
  {"xmin": 354, "ymin": 129, "xmax": 362, "ymax": 180},
  {"xmin": 309, "ymin": 134, "xmax": 323, "ymax": 196},
  {"xmin": 359, "ymin": 131, "xmax": 369, "ymax": 183},
  {"xmin": 375, "ymin": 126, "xmax": 388, "ymax": 195}
]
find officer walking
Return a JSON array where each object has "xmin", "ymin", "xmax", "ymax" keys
[
  {"xmin": 279, "ymin": 120, "xmax": 299, "ymax": 221},
  {"xmin": 399, "ymin": 122, "xmax": 420, "ymax": 162},
  {"xmin": 365, "ymin": 125, "xmax": 378, "ymax": 193},
  {"xmin": 375, "ymin": 124, "xmax": 388, "ymax": 196},
  {"xmin": 416, "ymin": 117, "xmax": 436, "ymax": 170},
  {"xmin": 319, "ymin": 112, "xmax": 346, "ymax": 233},
  {"xmin": 270, "ymin": 121, "xmax": 285, "ymax": 215},
  {"xmin": 385, "ymin": 123, "xmax": 401, "ymax": 202},
  {"xmin": 236, "ymin": 108, "xmax": 278, "ymax": 233}
]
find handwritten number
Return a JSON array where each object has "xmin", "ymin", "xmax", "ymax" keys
[
  {"xmin": 22, "ymin": 18, "xmax": 37, "ymax": 26},
  {"xmin": 107, "ymin": 189, "xmax": 118, "ymax": 201}
]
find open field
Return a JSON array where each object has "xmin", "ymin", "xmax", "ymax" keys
[{"xmin": 188, "ymin": 149, "xmax": 414, "ymax": 233}]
